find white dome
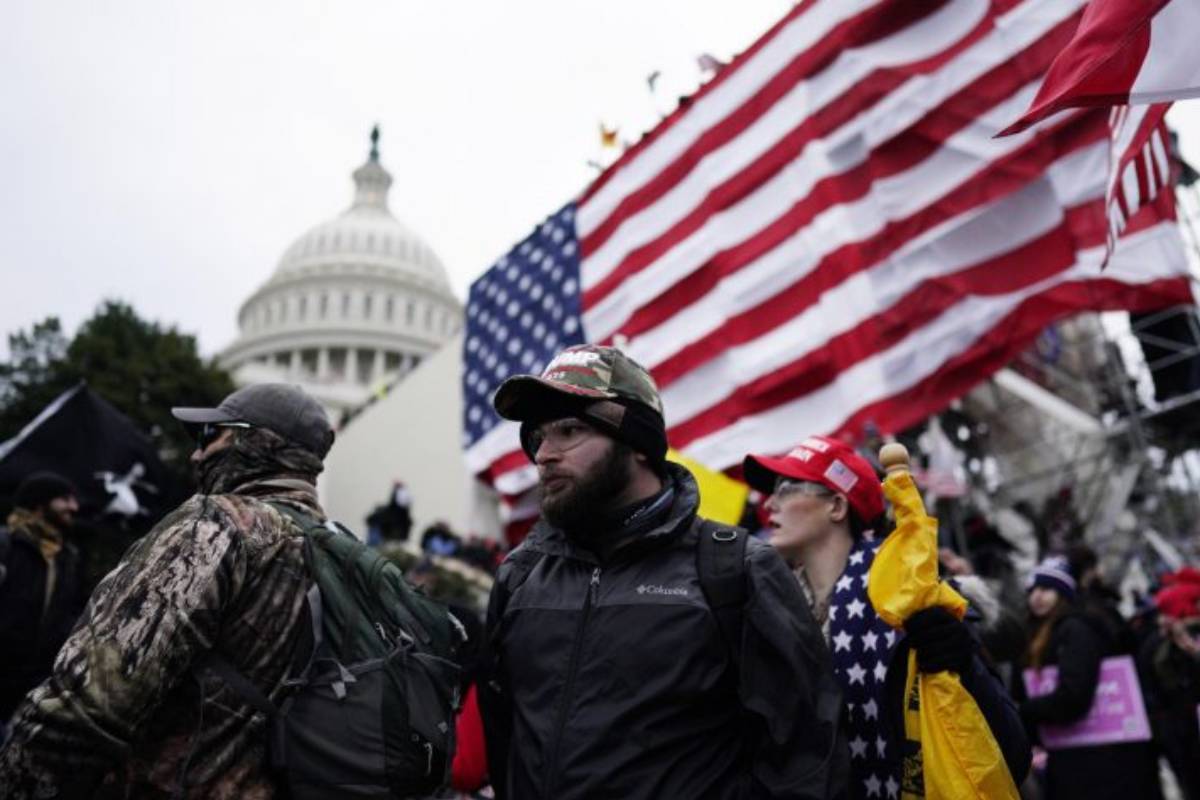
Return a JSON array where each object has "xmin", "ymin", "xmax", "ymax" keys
[
  {"xmin": 264, "ymin": 135, "xmax": 452, "ymax": 293},
  {"xmin": 220, "ymin": 128, "xmax": 463, "ymax": 418},
  {"xmin": 274, "ymin": 208, "xmax": 451, "ymax": 290}
]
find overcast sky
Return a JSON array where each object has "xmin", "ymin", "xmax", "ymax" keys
[
  {"xmin": 1, "ymin": 1, "xmax": 791, "ymax": 358},
  {"xmin": 4, "ymin": 2, "xmax": 1199, "ymax": 359}
]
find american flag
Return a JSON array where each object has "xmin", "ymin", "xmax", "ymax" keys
[
  {"xmin": 462, "ymin": 204, "xmax": 584, "ymax": 497},
  {"xmin": 463, "ymin": 0, "xmax": 1193, "ymax": 533},
  {"xmin": 831, "ymin": 538, "xmax": 906, "ymax": 799},
  {"xmin": 1105, "ymin": 103, "xmax": 1172, "ymax": 257}
]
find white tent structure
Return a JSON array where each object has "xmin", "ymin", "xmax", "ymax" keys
[{"xmin": 320, "ymin": 333, "xmax": 503, "ymax": 541}]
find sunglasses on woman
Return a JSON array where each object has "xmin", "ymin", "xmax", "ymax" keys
[
  {"xmin": 195, "ymin": 421, "xmax": 252, "ymax": 450},
  {"xmin": 771, "ymin": 477, "xmax": 834, "ymax": 501}
]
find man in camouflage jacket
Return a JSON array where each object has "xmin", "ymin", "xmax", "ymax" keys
[{"xmin": 0, "ymin": 383, "xmax": 335, "ymax": 799}]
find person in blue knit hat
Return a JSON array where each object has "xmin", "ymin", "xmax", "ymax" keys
[{"xmin": 1020, "ymin": 554, "xmax": 1163, "ymax": 800}]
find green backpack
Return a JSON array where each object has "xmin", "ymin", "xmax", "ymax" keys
[{"xmin": 200, "ymin": 504, "xmax": 463, "ymax": 799}]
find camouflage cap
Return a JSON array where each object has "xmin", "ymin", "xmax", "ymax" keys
[{"xmin": 493, "ymin": 344, "xmax": 664, "ymax": 421}]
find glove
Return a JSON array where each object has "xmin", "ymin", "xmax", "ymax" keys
[{"xmin": 904, "ymin": 606, "xmax": 974, "ymax": 674}]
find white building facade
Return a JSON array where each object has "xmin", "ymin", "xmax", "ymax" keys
[{"xmin": 221, "ymin": 129, "xmax": 462, "ymax": 417}]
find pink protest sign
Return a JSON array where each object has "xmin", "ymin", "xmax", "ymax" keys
[{"xmin": 1023, "ymin": 655, "xmax": 1151, "ymax": 749}]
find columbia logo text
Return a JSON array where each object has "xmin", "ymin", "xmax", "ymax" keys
[{"xmin": 636, "ymin": 584, "xmax": 689, "ymax": 597}]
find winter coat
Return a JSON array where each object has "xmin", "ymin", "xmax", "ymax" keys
[
  {"xmin": 1138, "ymin": 627, "xmax": 1200, "ymax": 800},
  {"xmin": 1019, "ymin": 610, "xmax": 1162, "ymax": 800},
  {"xmin": 480, "ymin": 464, "xmax": 847, "ymax": 800},
  {"xmin": 0, "ymin": 473, "xmax": 322, "ymax": 800},
  {"xmin": 0, "ymin": 523, "xmax": 86, "ymax": 720}
]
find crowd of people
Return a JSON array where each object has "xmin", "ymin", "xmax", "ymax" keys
[{"xmin": 0, "ymin": 343, "xmax": 1197, "ymax": 799}]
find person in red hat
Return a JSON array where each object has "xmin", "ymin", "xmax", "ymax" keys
[
  {"xmin": 744, "ymin": 437, "xmax": 1029, "ymax": 800},
  {"xmin": 1138, "ymin": 567, "xmax": 1200, "ymax": 799}
]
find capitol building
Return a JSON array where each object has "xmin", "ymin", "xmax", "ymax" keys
[{"xmin": 221, "ymin": 129, "xmax": 462, "ymax": 418}]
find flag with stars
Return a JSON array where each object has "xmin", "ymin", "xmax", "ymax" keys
[
  {"xmin": 462, "ymin": 203, "xmax": 585, "ymax": 518},
  {"xmin": 831, "ymin": 537, "xmax": 903, "ymax": 800},
  {"xmin": 462, "ymin": 0, "xmax": 1192, "ymax": 538}
]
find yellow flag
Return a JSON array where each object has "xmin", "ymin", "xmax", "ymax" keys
[
  {"xmin": 867, "ymin": 469, "xmax": 1019, "ymax": 800},
  {"xmin": 667, "ymin": 449, "xmax": 748, "ymax": 525}
]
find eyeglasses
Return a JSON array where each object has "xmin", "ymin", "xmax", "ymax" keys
[
  {"xmin": 525, "ymin": 418, "xmax": 598, "ymax": 455},
  {"xmin": 771, "ymin": 477, "xmax": 834, "ymax": 502},
  {"xmin": 195, "ymin": 421, "xmax": 252, "ymax": 450}
]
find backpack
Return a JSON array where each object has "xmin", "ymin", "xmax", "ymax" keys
[{"xmin": 199, "ymin": 503, "xmax": 463, "ymax": 799}]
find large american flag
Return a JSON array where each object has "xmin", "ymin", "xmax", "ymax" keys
[{"xmin": 463, "ymin": 0, "xmax": 1193, "ymax": 533}]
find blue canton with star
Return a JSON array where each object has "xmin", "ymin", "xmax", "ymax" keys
[
  {"xmin": 461, "ymin": 202, "xmax": 585, "ymax": 450},
  {"xmin": 830, "ymin": 537, "xmax": 904, "ymax": 800}
]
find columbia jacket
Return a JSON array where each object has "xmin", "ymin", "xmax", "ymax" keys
[{"xmin": 481, "ymin": 464, "xmax": 847, "ymax": 800}]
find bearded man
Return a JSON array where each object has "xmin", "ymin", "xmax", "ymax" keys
[
  {"xmin": 0, "ymin": 383, "xmax": 334, "ymax": 798},
  {"xmin": 479, "ymin": 344, "xmax": 847, "ymax": 800}
]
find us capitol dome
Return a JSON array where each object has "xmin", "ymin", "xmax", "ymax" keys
[{"xmin": 220, "ymin": 128, "xmax": 462, "ymax": 418}]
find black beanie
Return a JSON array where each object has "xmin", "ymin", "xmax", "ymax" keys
[{"xmin": 14, "ymin": 471, "xmax": 78, "ymax": 511}]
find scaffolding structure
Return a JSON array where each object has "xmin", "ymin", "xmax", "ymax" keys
[{"xmin": 923, "ymin": 183, "xmax": 1200, "ymax": 594}]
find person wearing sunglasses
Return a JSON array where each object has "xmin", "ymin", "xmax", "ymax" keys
[
  {"xmin": 0, "ymin": 383, "xmax": 335, "ymax": 799},
  {"xmin": 743, "ymin": 438, "xmax": 1030, "ymax": 800}
]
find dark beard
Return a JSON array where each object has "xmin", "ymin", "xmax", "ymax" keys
[{"xmin": 540, "ymin": 441, "xmax": 633, "ymax": 532}]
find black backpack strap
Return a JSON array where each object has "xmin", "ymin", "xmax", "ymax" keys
[
  {"xmin": 696, "ymin": 520, "xmax": 748, "ymax": 663},
  {"xmin": 197, "ymin": 653, "xmax": 277, "ymax": 717},
  {"xmin": 194, "ymin": 583, "xmax": 323, "ymax": 711},
  {"xmin": 193, "ymin": 497, "xmax": 327, "ymax": 716}
]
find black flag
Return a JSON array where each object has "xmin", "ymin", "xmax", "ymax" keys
[{"xmin": 0, "ymin": 383, "xmax": 181, "ymax": 522}]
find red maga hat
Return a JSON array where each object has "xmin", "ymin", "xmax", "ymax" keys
[
  {"xmin": 1155, "ymin": 567, "xmax": 1200, "ymax": 620},
  {"xmin": 743, "ymin": 436, "xmax": 884, "ymax": 522}
]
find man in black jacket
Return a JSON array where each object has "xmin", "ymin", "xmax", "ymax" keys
[
  {"xmin": 0, "ymin": 472, "xmax": 86, "ymax": 736},
  {"xmin": 480, "ymin": 344, "xmax": 847, "ymax": 800}
]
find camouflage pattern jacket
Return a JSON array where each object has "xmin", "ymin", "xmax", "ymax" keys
[{"xmin": 0, "ymin": 476, "xmax": 321, "ymax": 799}]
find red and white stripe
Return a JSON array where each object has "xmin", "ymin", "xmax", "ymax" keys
[
  {"xmin": 1104, "ymin": 103, "xmax": 1172, "ymax": 256},
  {"xmin": 478, "ymin": 0, "xmax": 1192, "ymax": 516},
  {"xmin": 1004, "ymin": 0, "xmax": 1200, "ymax": 134}
]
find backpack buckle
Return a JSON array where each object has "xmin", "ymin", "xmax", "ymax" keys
[
  {"xmin": 712, "ymin": 529, "xmax": 737, "ymax": 543},
  {"xmin": 330, "ymin": 663, "xmax": 357, "ymax": 700}
]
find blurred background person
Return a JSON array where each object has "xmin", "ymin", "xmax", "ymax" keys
[
  {"xmin": 365, "ymin": 479, "xmax": 413, "ymax": 545},
  {"xmin": 1019, "ymin": 555, "xmax": 1161, "ymax": 800},
  {"xmin": 421, "ymin": 520, "xmax": 461, "ymax": 557},
  {"xmin": 1138, "ymin": 567, "xmax": 1200, "ymax": 800},
  {"xmin": 0, "ymin": 472, "xmax": 86, "ymax": 741},
  {"xmin": 939, "ymin": 546, "xmax": 1028, "ymax": 681},
  {"xmin": 1067, "ymin": 543, "xmax": 1135, "ymax": 656}
]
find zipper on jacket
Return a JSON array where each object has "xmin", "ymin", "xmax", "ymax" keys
[{"xmin": 544, "ymin": 566, "xmax": 601, "ymax": 795}]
